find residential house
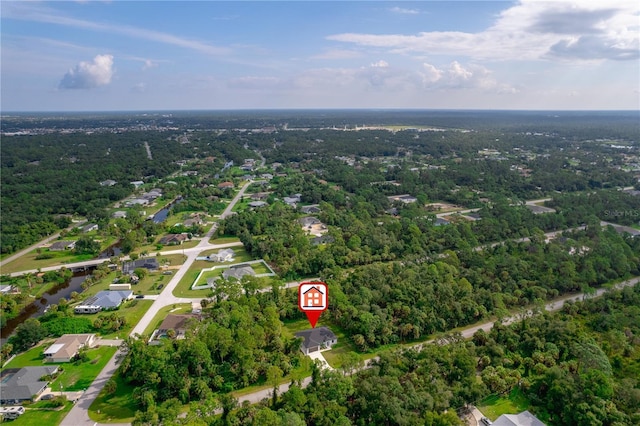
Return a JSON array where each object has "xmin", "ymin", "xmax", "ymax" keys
[
  {"xmin": 464, "ymin": 212, "xmax": 482, "ymax": 221},
  {"xmin": 112, "ymin": 211, "xmax": 127, "ymax": 219},
  {"xmin": 130, "ymin": 181, "xmax": 144, "ymax": 188},
  {"xmin": 300, "ymin": 205, "xmax": 321, "ymax": 214},
  {"xmin": 0, "ymin": 366, "xmax": 59, "ymax": 404},
  {"xmin": 493, "ymin": 410, "xmax": 546, "ymax": 426},
  {"xmin": 125, "ymin": 198, "xmax": 149, "ymax": 207},
  {"xmin": 251, "ymin": 192, "xmax": 270, "ymax": 201},
  {"xmin": 159, "ymin": 233, "xmax": 189, "ymax": 245},
  {"xmin": 295, "ymin": 327, "xmax": 337, "ymax": 355},
  {"xmin": 100, "ymin": 179, "xmax": 117, "ymax": 187},
  {"xmin": 283, "ymin": 193, "xmax": 302, "ymax": 206},
  {"xmin": 218, "ymin": 181, "xmax": 235, "ymax": 190},
  {"xmin": 207, "ymin": 248, "xmax": 234, "ymax": 262},
  {"xmin": 183, "ymin": 216, "xmax": 203, "ymax": 227},
  {"xmin": 434, "ymin": 218, "xmax": 450, "ymax": 226},
  {"xmin": 260, "ymin": 173, "xmax": 274, "ymax": 180},
  {"xmin": 49, "ymin": 240, "xmax": 76, "ymax": 251},
  {"xmin": 74, "ymin": 290, "xmax": 133, "ymax": 314},
  {"xmin": 312, "ymin": 235, "xmax": 334, "ymax": 246},
  {"xmin": 222, "ymin": 264, "xmax": 255, "ymax": 281},
  {"xmin": 0, "ymin": 285, "xmax": 16, "ymax": 294},
  {"xmin": 155, "ymin": 314, "xmax": 198, "ymax": 339},
  {"xmin": 43, "ymin": 334, "xmax": 96, "ymax": 363},
  {"xmin": 388, "ymin": 194, "xmax": 418, "ymax": 204},
  {"xmin": 79, "ymin": 223, "xmax": 98, "ymax": 233},
  {"xmin": 526, "ymin": 204, "xmax": 556, "ymax": 214},
  {"xmin": 299, "ymin": 217, "xmax": 322, "ymax": 228},
  {"xmin": 122, "ymin": 258, "xmax": 159, "ymax": 275},
  {"xmin": 248, "ymin": 201, "xmax": 267, "ymax": 208}
]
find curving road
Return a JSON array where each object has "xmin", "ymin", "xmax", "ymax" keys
[{"xmin": 61, "ymin": 182, "xmax": 251, "ymax": 426}]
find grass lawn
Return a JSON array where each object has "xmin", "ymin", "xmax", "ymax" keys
[
  {"xmin": 11, "ymin": 402, "xmax": 73, "ymax": 426},
  {"xmin": 477, "ymin": 388, "xmax": 531, "ymax": 420},
  {"xmin": 2, "ymin": 250, "xmax": 95, "ymax": 274},
  {"xmin": 142, "ymin": 303, "xmax": 192, "ymax": 336},
  {"xmin": 281, "ymin": 317, "xmax": 363, "ymax": 370},
  {"xmin": 76, "ymin": 300, "xmax": 153, "ymax": 339},
  {"xmin": 89, "ymin": 371, "xmax": 138, "ymax": 423},
  {"xmin": 252, "ymin": 262, "xmax": 273, "ymax": 275},
  {"xmin": 209, "ymin": 235, "xmax": 241, "ymax": 245},
  {"xmin": 171, "ymin": 248, "xmax": 253, "ymax": 298},
  {"xmin": 50, "ymin": 346, "xmax": 118, "ymax": 391},
  {"xmin": 2, "ymin": 343, "xmax": 49, "ymax": 369}
]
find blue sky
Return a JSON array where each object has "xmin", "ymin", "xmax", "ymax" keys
[{"xmin": 1, "ymin": 1, "xmax": 639, "ymax": 111}]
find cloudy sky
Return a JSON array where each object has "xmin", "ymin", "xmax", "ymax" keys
[{"xmin": 1, "ymin": 1, "xmax": 638, "ymax": 111}]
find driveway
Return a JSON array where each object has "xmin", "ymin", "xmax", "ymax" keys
[{"xmin": 307, "ymin": 350, "xmax": 334, "ymax": 370}]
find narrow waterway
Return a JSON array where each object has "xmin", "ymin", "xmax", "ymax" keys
[{"xmin": 0, "ymin": 270, "xmax": 91, "ymax": 339}]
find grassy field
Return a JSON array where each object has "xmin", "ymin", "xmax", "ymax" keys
[
  {"xmin": 89, "ymin": 371, "xmax": 138, "ymax": 423},
  {"xmin": 2, "ymin": 250, "xmax": 96, "ymax": 274},
  {"xmin": 208, "ymin": 235, "xmax": 241, "ymax": 245},
  {"xmin": 2, "ymin": 343, "xmax": 49, "ymax": 369},
  {"xmin": 50, "ymin": 346, "xmax": 118, "ymax": 391},
  {"xmin": 171, "ymin": 248, "xmax": 253, "ymax": 298},
  {"xmin": 11, "ymin": 401, "xmax": 74, "ymax": 426},
  {"xmin": 477, "ymin": 388, "xmax": 531, "ymax": 420},
  {"xmin": 75, "ymin": 300, "xmax": 153, "ymax": 339}
]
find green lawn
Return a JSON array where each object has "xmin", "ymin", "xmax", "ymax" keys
[
  {"xmin": 50, "ymin": 346, "xmax": 118, "ymax": 391},
  {"xmin": 171, "ymin": 248, "xmax": 253, "ymax": 298},
  {"xmin": 89, "ymin": 371, "xmax": 138, "ymax": 423},
  {"xmin": 2, "ymin": 343, "xmax": 49, "ymax": 369},
  {"xmin": 2, "ymin": 250, "xmax": 96, "ymax": 274},
  {"xmin": 75, "ymin": 300, "xmax": 153, "ymax": 339},
  {"xmin": 11, "ymin": 402, "xmax": 73, "ymax": 426},
  {"xmin": 209, "ymin": 235, "xmax": 241, "ymax": 245},
  {"xmin": 478, "ymin": 388, "xmax": 531, "ymax": 420}
]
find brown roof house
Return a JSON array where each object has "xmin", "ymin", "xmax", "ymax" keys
[
  {"xmin": 43, "ymin": 334, "xmax": 96, "ymax": 363},
  {"xmin": 151, "ymin": 314, "xmax": 198, "ymax": 342},
  {"xmin": 159, "ymin": 233, "xmax": 189, "ymax": 245}
]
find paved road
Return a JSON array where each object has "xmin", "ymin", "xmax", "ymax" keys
[
  {"xmin": 1, "ymin": 220, "xmax": 87, "ymax": 269},
  {"xmin": 60, "ymin": 347, "xmax": 126, "ymax": 426},
  {"xmin": 59, "ymin": 182, "xmax": 252, "ymax": 426}
]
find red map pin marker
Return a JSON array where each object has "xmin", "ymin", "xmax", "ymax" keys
[{"xmin": 298, "ymin": 281, "xmax": 328, "ymax": 328}]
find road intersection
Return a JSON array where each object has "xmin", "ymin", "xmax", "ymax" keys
[{"xmin": 6, "ymin": 184, "xmax": 634, "ymax": 425}]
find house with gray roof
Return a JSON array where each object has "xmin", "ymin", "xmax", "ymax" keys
[
  {"xmin": 493, "ymin": 410, "xmax": 545, "ymax": 426},
  {"xmin": 207, "ymin": 248, "xmax": 235, "ymax": 262},
  {"xmin": 123, "ymin": 258, "xmax": 159, "ymax": 275},
  {"xmin": 301, "ymin": 204, "xmax": 321, "ymax": 214},
  {"xmin": 49, "ymin": 240, "xmax": 76, "ymax": 251},
  {"xmin": 222, "ymin": 264, "xmax": 256, "ymax": 281},
  {"xmin": 295, "ymin": 327, "xmax": 337, "ymax": 355},
  {"xmin": 74, "ymin": 290, "xmax": 133, "ymax": 314},
  {"xmin": 0, "ymin": 366, "xmax": 59, "ymax": 404}
]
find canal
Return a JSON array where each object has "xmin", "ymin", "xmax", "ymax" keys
[{"xmin": 0, "ymin": 269, "xmax": 92, "ymax": 340}]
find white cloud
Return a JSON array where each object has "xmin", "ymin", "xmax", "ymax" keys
[
  {"xmin": 389, "ymin": 7, "xmax": 419, "ymax": 15},
  {"xmin": 59, "ymin": 54, "xmax": 114, "ymax": 89},
  {"xmin": 310, "ymin": 49, "xmax": 363, "ymax": 60},
  {"xmin": 3, "ymin": 2, "xmax": 230, "ymax": 56},
  {"xmin": 288, "ymin": 60, "xmax": 512, "ymax": 94},
  {"xmin": 370, "ymin": 60, "xmax": 389, "ymax": 68},
  {"xmin": 327, "ymin": 0, "xmax": 640, "ymax": 61}
]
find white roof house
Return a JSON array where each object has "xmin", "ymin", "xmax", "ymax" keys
[{"xmin": 43, "ymin": 334, "xmax": 96, "ymax": 363}]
